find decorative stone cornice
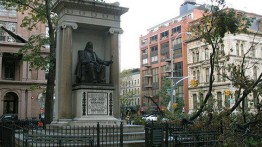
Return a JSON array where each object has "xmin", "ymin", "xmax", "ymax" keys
[
  {"xmin": 109, "ymin": 27, "xmax": 123, "ymax": 34},
  {"xmin": 52, "ymin": 0, "xmax": 128, "ymax": 16},
  {"xmin": 61, "ymin": 22, "xmax": 78, "ymax": 30}
]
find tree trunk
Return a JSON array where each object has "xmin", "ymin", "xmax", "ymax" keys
[{"xmin": 44, "ymin": 0, "xmax": 56, "ymax": 124}]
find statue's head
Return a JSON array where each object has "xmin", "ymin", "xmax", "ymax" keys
[{"xmin": 85, "ymin": 41, "xmax": 93, "ymax": 51}]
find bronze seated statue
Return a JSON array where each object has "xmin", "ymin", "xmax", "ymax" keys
[{"xmin": 75, "ymin": 41, "xmax": 113, "ymax": 83}]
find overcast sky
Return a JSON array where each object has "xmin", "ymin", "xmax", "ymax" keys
[{"xmin": 105, "ymin": 0, "xmax": 262, "ymax": 71}]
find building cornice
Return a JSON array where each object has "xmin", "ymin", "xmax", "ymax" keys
[{"xmin": 52, "ymin": 0, "xmax": 128, "ymax": 16}]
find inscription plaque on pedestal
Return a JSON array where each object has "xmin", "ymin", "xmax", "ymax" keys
[{"xmin": 87, "ymin": 92, "xmax": 108, "ymax": 115}]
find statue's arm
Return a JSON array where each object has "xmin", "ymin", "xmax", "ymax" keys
[{"xmin": 95, "ymin": 53, "xmax": 113, "ymax": 65}]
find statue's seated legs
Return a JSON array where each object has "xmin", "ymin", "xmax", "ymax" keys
[
  {"xmin": 86, "ymin": 63, "xmax": 97, "ymax": 83},
  {"xmin": 97, "ymin": 66, "xmax": 106, "ymax": 83},
  {"xmin": 84, "ymin": 63, "xmax": 105, "ymax": 83}
]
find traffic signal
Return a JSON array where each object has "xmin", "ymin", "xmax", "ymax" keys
[
  {"xmin": 172, "ymin": 103, "xmax": 178, "ymax": 109},
  {"xmin": 190, "ymin": 80, "xmax": 194, "ymax": 87},
  {"xmin": 225, "ymin": 89, "xmax": 231, "ymax": 96},
  {"xmin": 195, "ymin": 80, "xmax": 198, "ymax": 87},
  {"xmin": 190, "ymin": 79, "xmax": 198, "ymax": 87}
]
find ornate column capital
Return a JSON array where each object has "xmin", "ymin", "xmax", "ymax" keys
[
  {"xmin": 109, "ymin": 27, "xmax": 123, "ymax": 34},
  {"xmin": 61, "ymin": 22, "xmax": 78, "ymax": 30}
]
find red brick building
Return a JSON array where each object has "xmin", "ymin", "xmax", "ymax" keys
[
  {"xmin": 0, "ymin": 6, "xmax": 48, "ymax": 119},
  {"xmin": 139, "ymin": 0, "xmax": 204, "ymax": 113}
]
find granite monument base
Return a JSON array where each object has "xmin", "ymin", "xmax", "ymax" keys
[{"xmin": 53, "ymin": 84, "xmax": 120, "ymax": 126}]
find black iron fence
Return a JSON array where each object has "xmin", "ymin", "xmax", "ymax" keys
[
  {"xmin": 0, "ymin": 120, "xmax": 124, "ymax": 147},
  {"xmin": 145, "ymin": 121, "xmax": 222, "ymax": 147}
]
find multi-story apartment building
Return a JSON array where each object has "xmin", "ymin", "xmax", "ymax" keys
[
  {"xmin": 0, "ymin": 5, "xmax": 48, "ymax": 119},
  {"xmin": 139, "ymin": 0, "xmax": 204, "ymax": 113},
  {"xmin": 120, "ymin": 68, "xmax": 140, "ymax": 115},
  {"xmin": 187, "ymin": 11, "xmax": 262, "ymax": 113}
]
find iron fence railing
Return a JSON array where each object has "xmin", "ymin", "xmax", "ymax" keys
[
  {"xmin": 145, "ymin": 121, "xmax": 222, "ymax": 147},
  {"xmin": 0, "ymin": 121, "xmax": 124, "ymax": 147}
]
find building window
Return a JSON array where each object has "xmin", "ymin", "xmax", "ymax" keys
[
  {"xmin": 193, "ymin": 71, "xmax": 196, "ymax": 80},
  {"xmin": 142, "ymin": 58, "xmax": 148, "ymax": 65},
  {"xmin": 141, "ymin": 38, "xmax": 148, "ymax": 45},
  {"xmin": 199, "ymin": 93, "xmax": 204, "ymax": 107},
  {"xmin": 196, "ymin": 50, "xmax": 199, "ymax": 62},
  {"xmin": 151, "ymin": 56, "xmax": 158, "ymax": 63},
  {"xmin": 236, "ymin": 43, "xmax": 239, "ymax": 56},
  {"xmin": 250, "ymin": 45, "xmax": 255, "ymax": 57},
  {"xmin": 150, "ymin": 35, "xmax": 158, "ymax": 42},
  {"xmin": 142, "ymin": 49, "xmax": 147, "ymax": 55},
  {"xmin": 197, "ymin": 70, "xmax": 200, "ymax": 82},
  {"xmin": 222, "ymin": 67, "xmax": 226, "ymax": 82},
  {"xmin": 0, "ymin": 5, "xmax": 16, "ymax": 17},
  {"xmin": 217, "ymin": 68, "xmax": 221, "ymax": 82},
  {"xmin": 161, "ymin": 42, "xmax": 169, "ymax": 61},
  {"xmin": 193, "ymin": 94, "xmax": 197, "ymax": 110},
  {"xmin": 161, "ymin": 30, "xmax": 169, "ymax": 39},
  {"xmin": 45, "ymin": 63, "xmax": 49, "ymax": 80},
  {"xmin": 240, "ymin": 43, "xmax": 244, "ymax": 56},
  {"xmin": 217, "ymin": 92, "xmax": 222, "ymax": 110},
  {"xmin": 192, "ymin": 51, "xmax": 195, "ymax": 63},
  {"xmin": 221, "ymin": 44, "xmax": 225, "ymax": 55},
  {"xmin": 172, "ymin": 25, "xmax": 181, "ymax": 34},
  {"xmin": 253, "ymin": 66, "xmax": 257, "ymax": 80},
  {"xmin": 151, "ymin": 46, "xmax": 158, "ymax": 52},
  {"xmin": 192, "ymin": 49, "xmax": 199, "ymax": 63},
  {"xmin": 174, "ymin": 62, "xmax": 183, "ymax": 77},
  {"xmin": 206, "ymin": 68, "xmax": 209, "ymax": 83},
  {"xmin": 4, "ymin": 60, "xmax": 15, "ymax": 80},
  {"xmin": 174, "ymin": 47, "xmax": 182, "ymax": 58},
  {"xmin": 0, "ymin": 21, "xmax": 17, "ymax": 42},
  {"xmin": 205, "ymin": 48, "xmax": 209, "ymax": 60},
  {"xmin": 152, "ymin": 68, "xmax": 159, "ymax": 83},
  {"xmin": 225, "ymin": 95, "xmax": 230, "ymax": 108},
  {"xmin": 173, "ymin": 37, "xmax": 182, "ymax": 45}
]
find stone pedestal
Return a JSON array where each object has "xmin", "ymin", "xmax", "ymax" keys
[{"xmin": 52, "ymin": 84, "xmax": 121, "ymax": 126}]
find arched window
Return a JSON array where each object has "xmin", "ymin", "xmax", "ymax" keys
[
  {"xmin": 236, "ymin": 43, "xmax": 239, "ymax": 56},
  {"xmin": 217, "ymin": 92, "xmax": 222, "ymax": 110}
]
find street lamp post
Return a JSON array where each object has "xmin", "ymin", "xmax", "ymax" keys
[{"xmin": 169, "ymin": 32, "xmax": 192, "ymax": 112}]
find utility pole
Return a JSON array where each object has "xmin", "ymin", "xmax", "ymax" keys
[{"xmin": 169, "ymin": 32, "xmax": 192, "ymax": 112}]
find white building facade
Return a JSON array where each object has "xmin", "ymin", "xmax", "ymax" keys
[
  {"xmin": 187, "ymin": 15, "xmax": 262, "ymax": 113},
  {"xmin": 120, "ymin": 68, "xmax": 140, "ymax": 113}
]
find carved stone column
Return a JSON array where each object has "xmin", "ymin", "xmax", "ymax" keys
[
  {"xmin": 27, "ymin": 90, "xmax": 32, "ymax": 118},
  {"xmin": 109, "ymin": 27, "xmax": 123, "ymax": 118},
  {"xmin": 57, "ymin": 22, "xmax": 78, "ymax": 120},
  {"xmin": 21, "ymin": 90, "xmax": 26, "ymax": 119},
  {"xmin": 22, "ymin": 61, "xmax": 31, "ymax": 81}
]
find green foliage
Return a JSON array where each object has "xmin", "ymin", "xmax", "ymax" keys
[
  {"xmin": 159, "ymin": 78, "xmax": 171, "ymax": 107},
  {"xmin": 132, "ymin": 116, "xmax": 146, "ymax": 125},
  {"xmin": 195, "ymin": 1, "xmax": 252, "ymax": 44},
  {"xmin": 19, "ymin": 35, "xmax": 50, "ymax": 70}
]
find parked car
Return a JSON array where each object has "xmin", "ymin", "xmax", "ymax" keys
[
  {"xmin": 144, "ymin": 115, "xmax": 158, "ymax": 121},
  {"xmin": 0, "ymin": 113, "xmax": 18, "ymax": 122}
]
